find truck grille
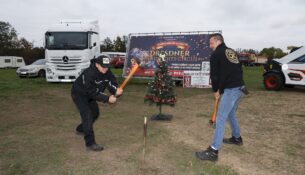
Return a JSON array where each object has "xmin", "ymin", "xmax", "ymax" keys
[
  {"xmin": 50, "ymin": 58, "xmax": 82, "ymax": 62},
  {"xmin": 49, "ymin": 58, "xmax": 82, "ymax": 71}
]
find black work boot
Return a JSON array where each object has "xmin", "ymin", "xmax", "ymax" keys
[
  {"xmin": 223, "ymin": 136, "xmax": 243, "ymax": 145},
  {"xmin": 195, "ymin": 146, "xmax": 218, "ymax": 161},
  {"xmin": 86, "ymin": 144, "xmax": 104, "ymax": 152},
  {"xmin": 75, "ymin": 124, "xmax": 84, "ymax": 136},
  {"xmin": 75, "ymin": 130, "xmax": 84, "ymax": 136}
]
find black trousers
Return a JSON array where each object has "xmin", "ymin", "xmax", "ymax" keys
[{"xmin": 71, "ymin": 90, "xmax": 100, "ymax": 146}]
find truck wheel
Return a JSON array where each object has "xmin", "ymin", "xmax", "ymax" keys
[
  {"xmin": 263, "ymin": 73, "xmax": 284, "ymax": 90},
  {"xmin": 38, "ymin": 70, "xmax": 46, "ymax": 77}
]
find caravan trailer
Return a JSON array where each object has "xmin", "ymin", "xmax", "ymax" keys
[{"xmin": 0, "ymin": 56, "xmax": 25, "ymax": 68}]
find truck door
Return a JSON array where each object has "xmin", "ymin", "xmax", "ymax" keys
[{"xmin": 88, "ymin": 32, "xmax": 99, "ymax": 60}]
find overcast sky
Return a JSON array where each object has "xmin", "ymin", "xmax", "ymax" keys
[{"xmin": 0, "ymin": 0, "xmax": 304, "ymax": 51}]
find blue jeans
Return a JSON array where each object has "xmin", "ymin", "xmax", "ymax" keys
[{"xmin": 211, "ymin": 86, "xmax": 244, "ymax": 150}]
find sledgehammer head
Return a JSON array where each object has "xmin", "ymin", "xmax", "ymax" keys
[
  {"xmin": 129, "ymin": 48, "xmax": 147, "ymax": 68},
  {"xmin": 130, "ymin": 57, "xmax": 141, "ymax": 67}
]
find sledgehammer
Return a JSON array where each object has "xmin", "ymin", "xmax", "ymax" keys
[
  {"xmin": 119, "ymin": 59, "xmax": 139, "ymax": 90},
  {"xmin": 209, "ymin": 97, "xmax": 220, "ymax": 126},
  {"xmin": 115, "ymin": 58, "xmax": 140, "ymax": 98}
]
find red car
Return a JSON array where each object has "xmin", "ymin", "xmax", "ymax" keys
[{"xmin": 111, "ymin": 56, "xmax": 125, "ymax": 68}]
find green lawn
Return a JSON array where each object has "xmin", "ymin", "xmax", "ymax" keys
[
  {"xmin": 2, "ymin": 66, "xmax": 304, "ymax": 175},
  {"xmin": 0, "ymin": 66, "xmax": 264, "ymax": 97}
]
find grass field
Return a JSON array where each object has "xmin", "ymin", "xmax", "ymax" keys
[{"xmin": 0, "ymin": 67, "xmax": 304, "ymax": 175}]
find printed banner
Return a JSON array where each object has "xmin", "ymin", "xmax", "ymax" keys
[
  {"xmin": 183, "ymin": 70, "xmax": 211, "ymax": 88},
  {"xmin": 123, "ymin": 34, "xmax": 213, "ymax": 79}
]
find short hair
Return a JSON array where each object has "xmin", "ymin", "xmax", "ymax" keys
[{"xmin": 210, "ymin": 33, "xmax": 224, "ymax": 43}]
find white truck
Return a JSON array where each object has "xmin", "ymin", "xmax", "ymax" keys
[
  {"xmin": 44, "ymin": 20, "xmax": 100, "ymax": 82},
  {"xmin": 263, "ymin": 46, "xmax": 305, "ymax": 90},
  {"xmin": 0, "ymin": 56, "xmax": 25, "ymax": 68}
]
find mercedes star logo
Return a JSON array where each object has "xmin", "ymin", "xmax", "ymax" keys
[{"xmin": 62, "ymin": 56, "xmax": 69, "ymax": 63}]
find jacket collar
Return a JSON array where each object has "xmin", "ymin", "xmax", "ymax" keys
[{"xmin": 216, "ymin": 42, "xmax": 226, "ymax": 50}]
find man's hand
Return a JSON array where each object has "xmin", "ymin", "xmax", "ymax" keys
[
  {"xmin": 214, "ymin": 91, "xmax": 220, "ymax": 100},
  {"xmin": 115, "ymin": 88, "xmax": 123, "ymax": 97},
  {"xmin": 109, "ymin": 95, "xmax": 117, "ymax": 104}
]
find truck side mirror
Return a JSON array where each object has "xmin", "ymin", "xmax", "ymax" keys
[{"xmin": 89, "ymin": 42, "xmax": 96, "ymax": 49}]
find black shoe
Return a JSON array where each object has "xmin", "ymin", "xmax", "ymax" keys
[
  {"xmin": 86, "ymin": 144, "xmax": 104, "ymax": 152},
  {"xmin": 75, "ymin": 131, "xmax": 84, "ymax": 136},
  {"xmin": 223, "ymin": 136, "xmax": 243, "ymax": 145},
  {"xmin": 195, "ymin": 146, "xmax": 218, "ymax": 161},
  {"xmin": 75, "ymin": 124, "xmax": 84, "ymax": 136}
]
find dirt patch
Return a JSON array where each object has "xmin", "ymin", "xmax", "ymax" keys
[
  {"xmin": 1, "ymin": 86, "xmax": 304, "ymax": 175},
  {"xmin": 163, "ymin": 90, "xmax": 305, "ymax": 175}
]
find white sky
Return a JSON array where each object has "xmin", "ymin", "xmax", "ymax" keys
[{"xmin": 0, "ymin": 0, "xmax": 304, "ymax": 52}]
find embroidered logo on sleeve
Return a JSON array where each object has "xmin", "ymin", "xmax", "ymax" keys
[{"xmin": 225, "ymin": 49, "xmax": 239, "ymax": 64}]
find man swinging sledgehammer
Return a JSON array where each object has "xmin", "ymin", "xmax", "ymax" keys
[
  {"xmin": 196, "ymin": 33, "xmax": 248, "ymax": 161},
  {"xmin": 71, "ymin": 55, "xmax": 123, "ymax": 151}
]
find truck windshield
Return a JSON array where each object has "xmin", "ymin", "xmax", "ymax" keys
[{"xmin": 45, "ymin": 32, "xmax": 88, "ymax": 50}]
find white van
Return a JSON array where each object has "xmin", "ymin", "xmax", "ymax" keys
[{"xmin": 0, "ymin": 56, "xmax": 26, "ymax": 68}]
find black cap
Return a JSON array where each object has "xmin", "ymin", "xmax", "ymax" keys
[{"xmin": 96, "ymin": 55, "xmax": 111, "ymax": 68}]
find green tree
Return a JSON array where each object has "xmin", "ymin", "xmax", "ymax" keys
[
  {"xmin": 0, "ymin": 21, "xmax": 19, "ymax": 48},
  {"xmin": 122, "ymin": 35, "xmax": 128, "ymax": 45},
  {"xmin": 18, "ymin": 37, "xmax": 33, "ymax": 49},
  {"xmin": 100, "ymin": 37, "xmax": 114, "ymax": 52},
  {"xmin": 101, "ymin": 35, "xmax": 128, "ymax": 52},
  {"xmin": 259, "ymin": 47, "xmax": 287, "ymax": 59},
  {"xmin": 113, "ymin": 36, "xmax": 126, "ymax": 52},
  {"xmin": 0, "ymin": 21, "xmax": 43, "ymax": 64}
]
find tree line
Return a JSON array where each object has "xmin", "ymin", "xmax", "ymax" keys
[
  {"xmin": 1, "ymin": 21, "xmax": 294, "ymax": 65},
  {"xmin": 0, "ymin": 21, "xmax": 44, "ymax": 64}
]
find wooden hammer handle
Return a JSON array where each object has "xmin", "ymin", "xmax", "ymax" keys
[
  {"xmin": 211, "ymin": 98, "xmax": 220, "ymax": 124},
  {"xmin": 119, "ymin": 64, "xmax": 139, "ymax": 90}
]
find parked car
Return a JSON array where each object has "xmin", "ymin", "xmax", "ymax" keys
[
  {"xmin": 110, "ymin": 56, "xmax": 125, "ymax": 68},
  {"xmin": 16, "ymin": 59, "xmax": 47, "ymax": 78}
]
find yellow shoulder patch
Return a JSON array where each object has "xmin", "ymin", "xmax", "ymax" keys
[{"xmin": 225, "ymin": 49, "xmax": 239, "ymax": 64}]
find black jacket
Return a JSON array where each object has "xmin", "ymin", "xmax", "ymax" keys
[
  {"xmin": 210, "ymin": 43, "xmax": 244, "ymax": 94},
  {"xmin": 72, "ymin": 59, "xmax": 118, "ymax": 102}
]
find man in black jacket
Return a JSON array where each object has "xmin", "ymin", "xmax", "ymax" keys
[
  {"xmin": 196, "ymin": 33, "xmax": 247, "ymax": 161},
  {"xmin": 71, "ymin": 55, "xmax": 123, "ymax": 151}
]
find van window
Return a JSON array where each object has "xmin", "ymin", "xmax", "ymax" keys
[
  {"xmin": 289, "ymin": 54, "xmax": 305, "ymax": 64},
  {"xmin": 5, "ymin": 59, "xmax": 11, "ymax": 63},
  {"xmin": 17, "ymin": 59, "xmax": 23, "ymax": 63}
]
